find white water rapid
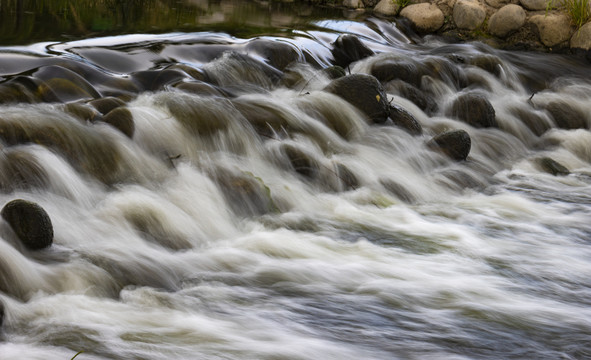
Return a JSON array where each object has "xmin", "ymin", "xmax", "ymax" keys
[{"xmin": 0, "ymin": 17, "xmax": 590, "ymax": 360}]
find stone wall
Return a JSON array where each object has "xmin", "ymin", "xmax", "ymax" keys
[{"xmin": 342, "ymin": 0, "xmax": 591, "ymax": 51}]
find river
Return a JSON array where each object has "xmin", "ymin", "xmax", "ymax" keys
[{"xmin": 0, "ymin": 1, "xmax": 590, "ymax": 359}]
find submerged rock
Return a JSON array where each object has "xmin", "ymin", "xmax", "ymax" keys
[
  {"xmin": 245, "ymin": 39, "xmax": 301, "ymax": 71},
  {"xmin": 89, "ymin": 97, "xmax": 126, "ymax": 115},
  {"xmin": 545, "ymin": 101, "xmax": 587, "ymax": 130},
  {"xmin": 331, "ymin": 35, "xmax": 374, "ymax": 68},
  {"xmin": 389, "ymin": 104, "xmax": 422, "ymax": 135},
  {"xmin": 324, "ymin": 74, "xmax": 390, "ymax": 124},
  {"xmin": 448, "ymin": 93, "xmax": 497, "ymax": 128},
  {"xmin": 323, "ymin": 65, "xmax": 347, "ymax": 80},
  {"xmin": 102, "ymin": 107, "xmax": 135, "ymax": 138},
  {"xmin": 386, "ymin": 80, "xmax": 438, "ymax": 114},
  {"xmin": 212, "ymin": 168, "xmax": 277, "ymax": 217},
  {"xmin": 536, "ymin": 157, "xmax": 570, "ymax": 176},
  {"xmin": 1, "ymin": 199, "xmax": 53, "ymax": 250},
  {"xmin": 281, "ymin": 144, "xmax": 320, "ymax": 179},
  {"xmin": 428, "ymin": 129, "xmax": 472, "ymax": 161},
  {"xmin": 0, "ymin": 150, "xmax": 49, "ymax": 192}
]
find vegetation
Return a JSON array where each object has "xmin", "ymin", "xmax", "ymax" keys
[
  {"xmin": 547, "ymin": 0, "xmax": 591, "ymax": 29},
  {"xmin": 394, "ymin": 0, "xmax": 412, "ymax": 10}
]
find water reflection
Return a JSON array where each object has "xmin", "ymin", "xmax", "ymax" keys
[{"xmin": 0, "ymin": 0, "xmax": 347, "ymax": 45}]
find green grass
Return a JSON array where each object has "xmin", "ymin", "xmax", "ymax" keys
[
  {"xmin": 548, "ymin": 0, "xmax": 591, "ymax": 29},
  {"xmin": 394, "ymin": 0, "xmax": 411, "ymax": 9}
]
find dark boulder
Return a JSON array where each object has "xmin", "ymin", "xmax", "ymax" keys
[
  {"xmin": 428, "ymin": 129, "xmax": 472, "ymax": 161},
  {"xmin": 245, "ymin": 39, "xmax": 301, "ymax": 71},
  {"xmin": 89, "ymin": 97, "xmax": 126, "ymax": 115},
  {"xmin": 545, "ymin": 101, "xmax": 587, "ymax": 130},
  {"xmin": 386, "ymin": 80, "xmax": 438, "ymax": 114},
  {"xmin": 323, "ymin": 66, "xmax": 347, "ymax": 80},
  {"xmin": 448, "ymin": 93, "xmax": 497, "ymax": 128},
  {"xmin": 331, "ymin": 35, "xmax": 374, "ymax": 68},
  {"xmin": 536, "ymin": 157, "xmax": 570, "ymax": 176},
  {"xmin": 102, "ymin": 107, "xmax": 135, "ymax": 138},
  {"xmin": 0, "ymin": 299, "xmax": 4, "ymax": 327},
  {"xmin": 509, "ymin": 106, "xmax": 552, "ymax": 136},
  {"xmin": 371, "ymin": 60, "xmax": 425, "ymax": 88},
  {"xmin": 324, "ymin": 74, "xmax": 390, "ymax": 124},
  {"xmin": 389, "ymin": 105, "xmax": 422, "ymax": 135},
  {"xmin": 1, "ymin": 199, "xmax": 53, "ymax": 250}
]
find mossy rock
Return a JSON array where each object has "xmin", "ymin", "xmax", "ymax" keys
[
  {"xmin": 324, "ymin": 74, "xmax": 390, "ymax": 124},
  {"xmin": 33, "ymin": 65, "xmax": 101, "ymax": 102},
  {"xmin": 1, "ymin": 199, "xmax": 53, "ymax": 250},
  {"xmin": 428, "ymin": 129, "xmax": 472, "ymax": 161}
]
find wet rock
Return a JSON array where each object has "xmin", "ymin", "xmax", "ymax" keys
[
  {"xmin": 570, "ymin": 22, "xmax": 591, "ymax": 50},
  {"xmin": 0, "ymin": 150, "xmax": 49, "ymax": 192},
  {"xmin": 33, "ymin": 65, "xmax": 101, "ymax": 102},
  {"xmin": 173, "ymin": 81, "xmax": 228, "ymax": 97},
  {"xmin": 448, "ymin": 93, "xmax": 497, "ymax": 128},
  {"xmin": 102, "ymin": 107, "xmax": 135, "ymax": 138},
  {"xmin": 204, "ymin": 51, "xmax": 283, "ymax": 91},
  {"xmin": 545, "ymin": 101, "xmax": 587, "ymax": 129},
  {"xmin": 509, "ymin": 106, "xmax": 552, "ymax": 136},
  {"xmin": 0, "ymin": 116, "xmax": 123, "ymax": 185},
  {"xmin": 324, "ymin": 74, "xmax": 390, "ymax": 124},
  {"xmin": 488, "ymin": 4, "xmax": 526, "ymax": 38},
  {"xmin": 323, "ymin": 66, "xmax": 347, "ymax": 79},
  {"xmin": 212, "ymin": 168, "xmax": 277, "ymax": 217},
  {"xmin": 386, "ymin": 80, "xmax": 438, "ymax": 114},
  {"xmin": 131, "ymin": 69, "xmax": 187, "ymax": 92},
  {"xmin": 159, "ymin": 93, "xmax": 234, "ymax": 136},
  {"xmin": 453, "ymin": 0, "xmax": 486, "ymax": 30},
  {"xmin": 64, "ymin": 102, "xmax": 101, "ymax": 123},
  {"xmin": 400, "ymin": 3, "xmax": 445, "ymax": 33},
  {"xmin": 332, "ymin": 163, "xmax": 359, "ymax": 191},
  {"xmin": 389, "ymin": 104, "xmax": 422, "ymax": 135},
  {"xmin": 0, "ymin": 299, "xmax": 4, "ymax": 327},
  {"xmin": 0, "ymin": 83, "xmax": 38, "ymax": 104},
  {"xmin": 536, "ymin": 157, "xmax": 570, "ymax": 176},
  {"xmin": 1, "ymin": 199, "xmax": 53, "ymax": 250},
  {"xmin": 331, "ymin": 35, "xmax": 374, "ymax": 68},
  {"xmin": 124, "ymin": 208, "xmax": 193, "ymax": 250},
  {"xmin": 380, "ymin": 179, "xmax": 415, "ymax": 202},
  {"xmin": 467, "ymin": 55, "xmax": 503, "ymax": 76},
  {"xmin": 89, "ymin": 97, "xmax": 126, "ymax": 115},
  {"xmin": 371, "ymin": 60, "xmax": 426, "ymax": 88},
  {"xmin": 530, "ymin": 14, "xmax": 573, "ymax": 47},
  {"xmin": 165, "ymin": 64, "xmax": 208, "ymax": 82},
  {"xmin": 520, "ymin": 0, "xmax": 548, "ymax": 9},
  {"xmin": 246, "ymin": 39, "xmax": 301, "ymax": 71},
  {"xmin": 428, "ymin": 129, "xmax": 472, "ymax": 161},
  {"xmin": 234, "ymin": 101, "xmax": 288, "ymax": 138},
  {"xmin": 374, "ymin": 0, "xmax": 400, "ymax": 15},
  {"xmin": 423, "ymin": 57, "xmax": 469, "ymax": 89},
  {"xmin": 281, "ymin": 144, "xmax": 319, "ymax": 179}
]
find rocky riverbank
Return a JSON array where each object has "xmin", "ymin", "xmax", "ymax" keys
[{"xmin": 337, "ymin": 0, "xmax": 591, "ymax": 52}]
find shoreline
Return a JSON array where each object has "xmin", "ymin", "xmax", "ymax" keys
[{"xmin": 323, "ymin": 0, "xmax": 591, "ymax": 54}]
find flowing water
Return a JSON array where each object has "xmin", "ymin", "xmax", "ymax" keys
[{"xmin": 0, "ymin": 3, "xmax": 591, "ymax": 360}]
